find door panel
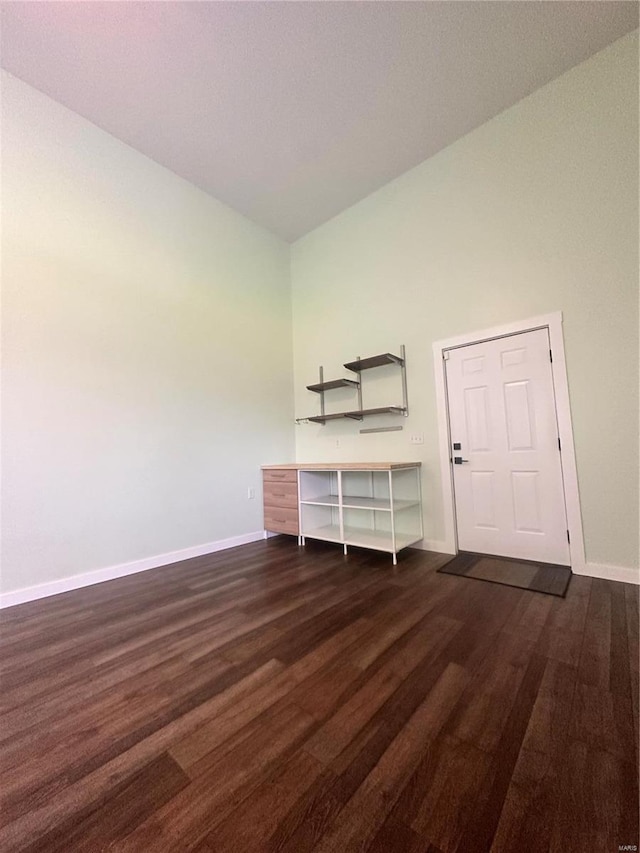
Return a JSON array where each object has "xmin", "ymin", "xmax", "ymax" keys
[
  {"xmin": 504, "ymin": 381, "xmax": 535, "ymax": 451},
  {"xmin": 464, "ymin": 386, "xmax": 491, "ymax": 450},
  {"xmin": 470, "ymin": 471, "xmax": 497, "ymax": 528},
  {"xmin": 511, "ymin": 470, "xmax": 542, "ymax": 533},
  {"xmin": 445, "ymin": 328, "xmax": 570, "ymax": 565}
]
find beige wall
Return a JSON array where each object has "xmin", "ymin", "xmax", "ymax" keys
[
  {"xmin": 1, "ymin": 72, "xmax": 295, "ymax": 595},
  {"xmin": 291, "ymin": 33, "xmax": 639, "ymax": 570}
]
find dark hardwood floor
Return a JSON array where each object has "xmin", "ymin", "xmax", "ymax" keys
[{"xmin": 0, "ymin": 538, "xmax": 637, "ymax": 852}]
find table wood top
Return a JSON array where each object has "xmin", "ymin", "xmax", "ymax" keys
[{"xmin": 261, "ymin": 462, "xmax": 421, "ymax": 471}]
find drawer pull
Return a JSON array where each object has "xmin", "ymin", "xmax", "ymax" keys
[
  {"xmin": 273, "ymin": 518, "xmax": 286, "ymax": 523},
  {"xmin": 272, "ymin": 492, "xmax": 286, "ymax": 498}
]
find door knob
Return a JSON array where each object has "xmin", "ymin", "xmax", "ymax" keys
[{"xmin": 453, "ymin": 457, "xmax": 469, "ymax": 465}]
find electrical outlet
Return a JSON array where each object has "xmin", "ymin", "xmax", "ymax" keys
[
  {"xmin": 247, "ymin": 487, "xmax": 255, "ymax": 500},
  {"xmin": 409, "ymin": 432, "xmax": 424, "ymax": 445}
]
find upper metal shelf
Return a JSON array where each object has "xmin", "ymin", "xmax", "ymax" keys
[{"xmin": 344, "ymin": 353, "xmax": 404, "ymax": 372}]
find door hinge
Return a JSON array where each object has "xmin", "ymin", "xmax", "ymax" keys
[
  {"xmin": 549, "ymin": 349, "xmax": 553, "ymax": 363},
  {"xmin": 558, "ymin": 437, "xmax": 562, "ymax": 451},
  {"xmin": 567, "ymin": 529, "xmax": 571, "ymax": 544}
]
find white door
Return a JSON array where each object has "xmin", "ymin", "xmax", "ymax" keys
[{"xmin": 445, "ymin": 328, "xmax": 570, "ymax": 565}]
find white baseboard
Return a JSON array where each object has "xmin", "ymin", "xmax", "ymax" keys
[
  {"xmin": 0, "ymin": 530, "xmax": 266, "ymax": 609},
  {"xmin": 576, "ymin": 561, "xmax": 640, "ymax": 586}
]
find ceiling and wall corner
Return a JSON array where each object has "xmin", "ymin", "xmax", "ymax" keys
[{"xmin": 1, "ymin": 1, "xmax": 637, "ymax": 241}]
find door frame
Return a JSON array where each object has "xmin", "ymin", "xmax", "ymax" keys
[{"xmin": 432, "ymin": 311, "xmax": 586, "ymax": 573}]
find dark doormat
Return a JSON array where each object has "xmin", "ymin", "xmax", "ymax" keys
[{"xmin": 438, "ymin": 551, "xmax": 572, "ymax": 597}]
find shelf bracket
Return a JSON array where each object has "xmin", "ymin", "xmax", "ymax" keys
[{"xmin": 400, "ymin": 344, "xmax": 409, "ymax": 416}]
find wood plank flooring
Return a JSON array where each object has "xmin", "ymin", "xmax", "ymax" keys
[{"xmin": 0, "ymin": 538, "xmax": 637, "ymax": 852}]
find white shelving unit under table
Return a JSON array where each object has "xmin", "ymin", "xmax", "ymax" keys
[{"xmin": 265, "ymin": 462, "xmax": 423, "ymax": 565}]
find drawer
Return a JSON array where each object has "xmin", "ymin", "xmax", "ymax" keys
[
  {"xmin": 263, "ymin": 481, "xmax": 298, "ymax": 508},
  {"xmin": 263, "ymin": 469, "xmax": 298, "ymax": 484},
  {"xmin": 264, "ymin": 507, "xmax": 299, "ymax": 535}
]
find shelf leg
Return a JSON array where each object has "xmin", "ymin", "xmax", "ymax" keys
[
  {"xmin": 392, "ymin": 552, "xmax": 397, "ymax": 566},
  {"xmin": 389, "ymin": 470, "xmax": 397, "ymax": 565},
  {"xmin": 301, "ymin": 536, "xmax": 306, "ymax": 546},
  {"xmin": 343, "ymin": 544, "xmax": 348, "ymax": 556},
  {"xmin": 297, "ymin": 535, "xmax": 302, "ymax": 546}
]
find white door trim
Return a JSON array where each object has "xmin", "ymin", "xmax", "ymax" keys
[{"xmin": 432, "ymin": 311, "xmax": 586, "ymax": 573}]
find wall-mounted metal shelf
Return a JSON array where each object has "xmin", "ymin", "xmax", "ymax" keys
[
  {"xmin": 358, "ymin": 406, "xmax": 406, "ymax": 418},
  {"xmin": 296, "ymin": 346, "xmax": 409, "ymax": 426},
  {"xmin": 307, "ymin": 412, "xmax": 361, "ymax": 424},
  {"xmin": 344, "ymin": 352, "xmax": 404, "ymax": 372},
  {"xmin": 306, "ymin": 405, "xmax": 405, "ymax": 425},
  {"xmin": 306, "ymin": 378, "xmax": 360, "ymax": 393}
]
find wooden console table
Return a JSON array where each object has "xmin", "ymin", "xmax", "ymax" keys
[{"xmin": 262, "ymin": 462, "xmax": 423, "ymax": 565}]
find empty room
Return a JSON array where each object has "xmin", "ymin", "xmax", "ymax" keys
[{"xmin": 1, "ymin": 2, "xmax": 638, "ymax": 852}]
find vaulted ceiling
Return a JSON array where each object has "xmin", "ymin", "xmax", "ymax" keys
[{"xmin": 1, "ymin": 1, "xmax": 637, "ymax": 241}]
